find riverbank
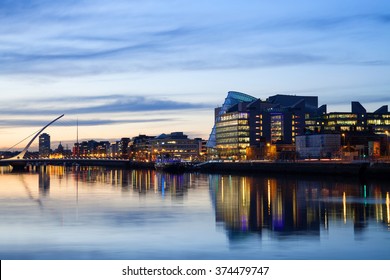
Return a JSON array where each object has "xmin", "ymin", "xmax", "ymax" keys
[
  {"xmin": 195, "ymin": 161, "xmax": 390, "ymax": 179},
  {"xmin": 2, "ymin": 158, "xmax": 389, "ymax": 179}
]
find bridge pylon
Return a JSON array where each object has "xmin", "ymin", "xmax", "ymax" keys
[{"xmin": 7, "ymin": 114, "xmax": 64, "ymax": 160}]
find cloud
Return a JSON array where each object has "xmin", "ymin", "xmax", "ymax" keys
[
  {"xmin": 0, "ymin": 0, "xmax": 389, "ymax": 80},
  {"xmin": 257, "ymin": 13, "xmax": 390, "ymax": 31},
  {"xmin": 0, "ymin": 117, "xmax": 174, "ymax": 128},
  {"xmin": 0, "ymin": 95, "xmax": 210, "ymax": 116},
  {"xmin": 1, "ymin": 0, "xmax": 389, "ymax": 77}
]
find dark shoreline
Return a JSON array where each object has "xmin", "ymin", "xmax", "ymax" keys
[
  {"xmin": 194, "ymin": 161, "xmax": 390, "ymax": 180},
  {"xmin": 1, "ymin": 159, "xmax": 389, "ymax": 180}
]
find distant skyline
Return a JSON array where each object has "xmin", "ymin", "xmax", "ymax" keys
[{"xmin": 1, "ymin": 0, "xmax": 389, "ymax": 149}]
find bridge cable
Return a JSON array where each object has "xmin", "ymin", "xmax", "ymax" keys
[{"xmin": 6, "ymin": 128, "xmax": 42, "ymax": 151}]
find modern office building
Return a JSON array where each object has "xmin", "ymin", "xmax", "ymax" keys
[
  {"xmin": 306, "ymin": 102, "xmax": 390, "ymax": 134},
  {"xmin": 39, "ymin": 133, "xmax": 51, "ymax": 157},
  {"xmin": 118, "ymin": 137, "xmax": 131, "ymax": 158},
  {"xmin": 130, "ymin": 134, "xmax": 156, "ymax": 161},
  {"xmin": 249, "ymin": 94, "xmax": 326, "ymax": 145},
  {"xmin": 207, "ymin": 91, "xmax": 257, "ymax": 149},
  {"xmin": 210, "ymin": 92, "xmax": 326, "ymax": 159},
  {"xmin": 215, "ymin": 106, "xmax": 251, "ymax": 159},
  {"xmin": 304, "ymin": 101, "xmax": 390, "ymax": 157},
  {"xmin": 150, "ymin": 132, "xmax": 200, "ymax": 161},
  {"xmin": 216, "ymin": 112, "xmax": 250, "ymax": 159}
]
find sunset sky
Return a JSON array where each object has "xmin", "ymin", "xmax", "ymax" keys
[{"xmin": 1, "ymin": 0, "xmax": 389, "ymax": 150}]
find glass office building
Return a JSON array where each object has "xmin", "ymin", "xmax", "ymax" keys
[
  {"xmin": 216, "ymin": 111, "xmax": 250, "ymax": 159},
  {"xmin": 206, "ymin": 91, "xmax": 257, "ymax": 149}
]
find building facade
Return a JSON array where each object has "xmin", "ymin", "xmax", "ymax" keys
[
  {"xmin": 130, "ymin": 134, "xmax": 156, "ymax": 161},
  {"xmin": 207, "ymin": 91, "xmax": 257, "ymax": 149},
  {"xmin": 296, "ymin": 134, "xmax": 341, "ymax": 159},
  {"xmin": 215, "ymin": 111, "xmax": 250, "ymax": 159},
  {"xmin": 211, "ymin": 92, "xmax": 325, "ymax": 159},
  {"xmin": 150, "ymin": 132, "xmax": 200, "ymax": 161},
  {"xmin": 39, "ymin": 133, "xmax": 51, "ymax": 157},
  {"xmin": 118, "ymin": 137, "xmax": 131, "ymax": 158},
  {"xmin": 306, "ymin": 102, "xmax": 390, "ymax": 134},
  {"xmin": 249, "ymin": 94, "xmax": 326, "ymax": 146}
]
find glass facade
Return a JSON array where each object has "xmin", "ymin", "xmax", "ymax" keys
[
  {"xmin": 308, "ymin": 112, "xmax": 390, "ymax": 134},
  {"xmin": 270, "ymin": 114, "xmax": 283, "ymax": 143},
  {"xmin": 211, "ymin": 94, "xmax": 389, "ymax": 159},
  {"xmin": 150, "ymin": 138, "xmax": 199, "ymax": 161},
  {"xmin": 216, "ymin": 112, "xmax": 250, "ymax": 159},
  {"xmin": 367, "ymin": 114, "xmax": 390, "ymax": 134},
  {"xmin": 207, "ymin": 91, "xmax": 256, "ymax": 148}
]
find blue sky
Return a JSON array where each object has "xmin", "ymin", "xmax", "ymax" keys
[{"xmin": 1, "ymin": 0, "xmax": 389, "ymax": 149}]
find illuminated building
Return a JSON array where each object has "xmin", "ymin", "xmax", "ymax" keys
[
  {"xmin": 150, "ymin": 132, "xmax": 200, "ymax": 161},
  {"xmin": 96, "ymin": 141, "xmax": 110, "ymax": 157},
  {"xmin": 130, "ymin": 134, "xmax": 156, "ymax": 161},
  {"xmin": 306, "ymin": 102, "xmax": 390, "ymax": 134},
  {"xmin": 207, "ymin": 91, "xmax": 257, "ymax": 149},
  {"xmin": 195, "ymin": 138, "xmax": 208, "ymax": 161},
  {"xmin": 305, "ymin": 102, "xmax": 390, "ymax": 157},
  {"xmin": 249, "ymin": 94, "xmax": 326, "ymax": 145},
  {"xmin": 39, "ymin": 133, "xmax": 51, "ymax": 157},
  {"xmin": 211, "ymin": 93, "xmax": 325, "ymax": 159},
  {"xmin": 216, "ymin": 102, "xmax": 251, "ymax": 160},
  {"xmin": 110, "ymin": 141, "xmax": 119, "ymax": 157},
  {"xmin": 118, "ymin": 137, "xmax": 130, "ymax": 158}
]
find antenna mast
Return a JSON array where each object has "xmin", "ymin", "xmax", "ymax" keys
[{"xmin": 76, "ymin": 118, "xmax": 79, "ymax": 157}]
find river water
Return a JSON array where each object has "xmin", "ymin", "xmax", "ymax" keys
[{"xmin": 0, "ymin": 165, "xmax": 389, "ymax": 260}]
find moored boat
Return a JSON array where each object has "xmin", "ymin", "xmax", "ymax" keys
[{"xmin": 154, "ymin": 159, "xmax": 193, "ymax": 173}]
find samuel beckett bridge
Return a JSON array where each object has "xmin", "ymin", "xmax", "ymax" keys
[{"xmin": 0, "ymin": 115, "xmax": 142, "ymax": 171}]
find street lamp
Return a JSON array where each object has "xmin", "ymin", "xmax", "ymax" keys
[
  {"xmin": 385, "ymin": 131, "xmax": 389, "ymax": 157},
  {"xmin": 341, "ymin": 133, "xmax": 345, "ymax": 147}
]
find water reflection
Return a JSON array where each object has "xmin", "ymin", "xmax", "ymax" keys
[
  {"xmin": 2, "ymin": 165, "xmax": 200, "ymax": 199},
  {"xmin": 38, "ymin": 166, "xmax": 50, "ymax": 195},
  {"xmin": 1, "ymin": 165, "xmax": 390, "ymax": 259},
  {"xmin": 210, "ymin": 174, "xmax": 390, "ymax": 240}
]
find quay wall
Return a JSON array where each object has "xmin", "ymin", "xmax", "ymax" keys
[
  {"xmin": 2, "ymin": 158, "xmax": 388, "ymax": 179},
  {"xmin": 197, "ymin": 161, "xmax": 390, "ymax": 179}
]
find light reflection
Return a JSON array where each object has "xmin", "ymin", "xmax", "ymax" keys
[
  {"xmin": 375, "ymin": 188, "xmax": 383, "ymax": 222},
  {"xmin": 386, "ymin": 192, "xmax": 390, "ymax": 225},
  {"xmin": 267, "ymin": 179, "xmax": 271, "ymax": 215},
  {"xmin": 0, "ymin": 166, "xmax": 197, "ymax": 201},
  {"xmin": 325, "ymin": 210, "xmax": 328, "ymax": 230},
  {"xmin": 0, "ymin": 166, "xmax": 390, "ymax": 258},
  {"xmin": 343, "ymin": 192, "xmax": 347, "ymax": 224},
  {"xmin": 209, "ymin": 174, "xmax": 390, "ymax": 239},
  {"xmin": 274, "ymin": 187, "xmax": 284, "ymax": 230},
  {"xmin": 293, "ymin": 189, "xmax": 297, "ymax": 227},
  {"xmin": 1, "ymin": 166, "xmax": 390, "ymax": 244}
]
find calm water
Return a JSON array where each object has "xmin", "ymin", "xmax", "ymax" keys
[{"xmin": 0, "ymin": 165, "xmax": 389, "ymax": 260}]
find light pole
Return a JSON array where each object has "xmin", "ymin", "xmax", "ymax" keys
[{"xmin": 385, "ymin": 131, "xmax": 389, "ymax": 157}]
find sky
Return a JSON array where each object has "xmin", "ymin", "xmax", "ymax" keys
[{"xmin": 0, "ymin": 0, "xmax": 389, "ymax": 150}]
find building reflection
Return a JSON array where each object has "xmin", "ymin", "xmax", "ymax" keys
[
  {"xmin": 38, "ymin": 166, "xmax": 199, "ymax": 199},
  {"xmin": 210, "ymin": 174, "xmax": 390, "ymax": 241},
  {"xmin": 38, "ymin": 166, "xmax": 50, "ymax": 196},
  {"xmin": 15, "ymin": 165, "xmax": 390, "ymax": 241}
]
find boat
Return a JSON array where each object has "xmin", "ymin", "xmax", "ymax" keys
[{"xmin": 154, "ymin": 159, "xmax": 193, "ymax": 173}]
